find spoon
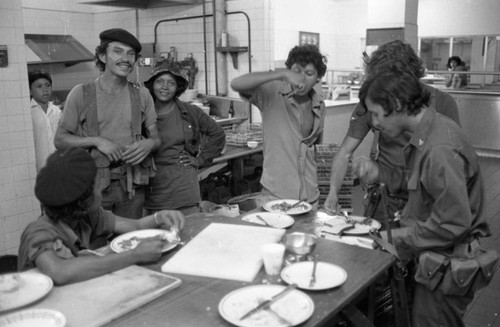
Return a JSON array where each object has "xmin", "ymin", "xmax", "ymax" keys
[{"xmin": 309, "ymin": 254, "xmax": 318, "ymax": 287}]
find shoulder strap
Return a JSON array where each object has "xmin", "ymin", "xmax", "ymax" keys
[
  {"xmin": 82, "ymin": 82, "xmax": 99, "ymax": 137},
  {"xmin": 128, "ymin": 83, "xmax": 142, "ymax": 139}
]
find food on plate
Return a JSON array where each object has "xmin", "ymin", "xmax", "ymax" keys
[
  {"xmin": 270, "ymin": 201, "xmax": 309, "ymax": 212},
  {"xmin": 117, "ymin": 236, "xmax": 143, "ymax": 251},
  {"xmin": 0, "ymin": 274, "xmax": 21, "ymax": 294},
  {"xmin": 357, "ymin": 217, "xmax": 373, "ymax": 225},
  {"xmin": 117, "ymin": 233, "xmax": 176, "ymax": 251}
]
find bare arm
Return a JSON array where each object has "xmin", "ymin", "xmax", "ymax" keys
[
  {"xmin": 113, "ymin": 210, "xmax": 185, "ymax": 235},
  {"xmin": 34, "ymin": 210, "xmax": 185, "ymax": 285},
  {"xmin": 54, "ymin": 126, "xmax": 123, "ymax": 162},
  {"xmin": 323, "ymin": 136, "xmax": 362, "ymax": 214},
  {"xmin": 35, "ymin": 239, "xmax": 166, "ymax": 285},
  {"xmin": 230, "ymin": 69, "xmax": 305, "ymax": 95}
]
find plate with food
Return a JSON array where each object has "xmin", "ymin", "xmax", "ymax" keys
[
  {"xmin": 263, "ymin": 199, "xmax": 312, "ymax": 216},
  {"xmin": 0, "ymin": 309, "xmax": 66, "ymax": 327},
  {"xmin": 218, "ymin": 284, "xmax": 314, "ymax": 327},
  {"xmin": 242, "ymin": 212, "xmax": 295, "ymax": 229},
  {"xmin": 110, "ymin": 229, "xmax": 180, "ymax": 253},
  {"xmin": 0, "ymin": 270, "xmax": 53, "ymax": 312},
  {"xmin": 318, "ymin": 212, "xmax": 381, "ymax": 235},
  {"xmin": 281, "ymin": 261, "xmax": 347, "ymax": 291}
]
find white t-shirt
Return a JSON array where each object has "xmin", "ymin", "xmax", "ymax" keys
[{"xmin": 30, "ymin": 99, "xmax": 62, "ymax": 172}]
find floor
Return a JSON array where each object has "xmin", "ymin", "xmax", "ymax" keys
[{"xmin": 349, "ymin": 156, "xmax": 500, "ymax": 327}]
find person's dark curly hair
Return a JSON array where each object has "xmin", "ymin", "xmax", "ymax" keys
[
  {"xmin": 285, "ymin": 45, "xmax": 328, "ymax": 78},
  {"xmin": 42, "ymin": 182, "xmax": 95, "ymax": 225},
  {"xmin": 447, "ymin": 56, "xmax": 463, "ymax": 69},
  {"xmin": 94, "ymin": 41, "xmax": 139, "ymax": 72},
  {"xmin": 364, "ymin": 40, "xmax": 425, "ymax": 79},
  {"xmin": 359, "ymin": 71, "xmax": 430, "ymax": 117}
]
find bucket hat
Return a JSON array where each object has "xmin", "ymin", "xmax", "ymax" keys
[{"xmin": 144, "ymin": 59, "xmax": 189, "ymax": 96}]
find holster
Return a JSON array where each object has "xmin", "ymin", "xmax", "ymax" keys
[
  {"xmin": 126, "ymin": 155, "xmax": 156, "ymax": 199},
  {"xmin": 415, "ymin": 241, "xmax": 498, "ymax": 296},
  {"xmin": 132, "ymin": 155, "xmax": 156, "ymax": 186},
  {"xmin": 90, "ymin": 149, "xmax": 111, "ymax": 192},
  {"xmin": 414, "ymin": 251, "xmax": 449, "ymax": 291},
  {"xmin": 440, "ymin": 242, "xmax": 498, "ymax": 296}
]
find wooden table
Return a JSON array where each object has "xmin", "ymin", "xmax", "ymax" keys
[{"xmin": 106, "ymin": 209, "xmax": 393, "ymax": 327}]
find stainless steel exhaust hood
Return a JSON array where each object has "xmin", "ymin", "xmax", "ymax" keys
[
  {"xmin": 25, "ymin": 34, "xmax": 94, "ymax": 66},
  {"xmin": 78, "ymin": 0, "xmax": 202, "ymax": 9}
]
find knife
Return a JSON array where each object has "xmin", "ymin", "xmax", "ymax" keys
[{"xmin": 239, "ymin": 283, "xmax": 297, "ymax": 320}]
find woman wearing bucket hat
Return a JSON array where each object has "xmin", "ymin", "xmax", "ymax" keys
[{"xmin": 144, "ymin": 60, "xmax": 226, "ymax": 215}]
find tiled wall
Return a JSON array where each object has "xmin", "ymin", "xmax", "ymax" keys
[{"xmin": 0, "ymin": 0, "xmax": 39, "ymax": 256}]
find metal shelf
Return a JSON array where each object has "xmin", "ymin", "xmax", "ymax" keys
[{"xmin": 215, "ymin": 46, "xmax": 248, "ymax": 69}]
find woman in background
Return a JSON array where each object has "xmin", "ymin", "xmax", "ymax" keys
[
  {"xmin": 144, "ymin": 61, "xmax": 226, "ymax": 215},
  {"xmin": 445, "ymin": 56, "xmax": 468, "ymax": 89},
  {"xmin": 29, "ymin": 69, "xmax": 62, "ymax": 172}
]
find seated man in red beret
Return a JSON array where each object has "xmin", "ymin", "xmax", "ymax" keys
[{"xmin": 18, "ymin": 148, "xmax": 185, "ymax": 285}]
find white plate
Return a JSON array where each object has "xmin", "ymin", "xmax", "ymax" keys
[
  {"xmin": 0, "ymin": 309, "xmax": 66, "ymax": 327},
  {"xmin": 323, "ymin": 215, "xmax": 381, "ymax": 235},
  {"xmin": 281, "ymin": 261, "xmax": 347, "ymax": 291},
  {"xmin": 110, "ymin": 229, "xmax": 179, "ymax": 253},
  {"xmin": 242, "ymin": 212, "xmax": 295, "ymax": 229},
  {"xmin": 0, "ymin": 270, "xmax": 53, "ymax": 312},
  {"xmin": 219, "ymin": 284, "xmax": 314, "ymax": 327},
  {"xmin": 263, "ymin": 199, "xmax": 312, "ymax": 216}
]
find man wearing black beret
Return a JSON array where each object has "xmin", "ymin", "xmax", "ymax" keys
[
  {"xmin": 18, "ymin": 148, "xmax": 184, "ymax": 285},
  {"xmin": 55, "ymin": 28, "xmax": 159, "ymax": 219}
]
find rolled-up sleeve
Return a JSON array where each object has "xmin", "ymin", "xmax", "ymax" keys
[{"xmin": 18, "ymin": 224, "xmax": 73, "ymax": 271}]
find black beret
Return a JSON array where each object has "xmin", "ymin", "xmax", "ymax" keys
[
  {"xmin": 28, "ymin": 69, "xmax": 52, "ymax": 87},
  {"xmin": 99, "ymin": 28, "xmax": 142, "ymax": 53},
  {"xmin": 35, "ymin": 148, "xmax": 97, "ymax": 207}
]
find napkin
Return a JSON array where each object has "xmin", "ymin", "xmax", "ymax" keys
[{"xmin": 316, "ymin": 211, "xmax": 354, "ymax": 235}]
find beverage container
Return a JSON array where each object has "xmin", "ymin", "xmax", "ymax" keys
[{"xmin": 261, "ymin": 243, "xmax": 285, "ymax": 276}]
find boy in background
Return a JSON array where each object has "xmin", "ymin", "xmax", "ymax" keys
[{"xmin": 29, "ymin": 69, "xmax": 62, "ymax": 172}]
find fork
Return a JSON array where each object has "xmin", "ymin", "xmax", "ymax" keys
[
  {"xmin": 286, "ymin": 200, "xmax": 303, "ymax": 212},
  {"xmin": 341, "ymin": 210, "xmax": 354, "ymax": 224}
]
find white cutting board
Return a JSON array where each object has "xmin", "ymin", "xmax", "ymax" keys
[
  {"xmin": 31, "ymin": 265, "xmax": 181, "ymax": 327},
  {"xmin": 162, "ymin": 223, "xmax": 285, "ymax": 282}
]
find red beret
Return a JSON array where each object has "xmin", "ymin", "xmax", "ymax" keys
[
  {"xmin": 35, "ymin": 148, "xmax": 97, "ymax": 207},
  {"xmin": 99, "ymin": 28, "xmax": 142, "ymax": 53}
]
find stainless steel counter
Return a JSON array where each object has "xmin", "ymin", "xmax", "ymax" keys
[{"xmin": 449, "ymin": 92, "xmax": 500, "ymax": 158}]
